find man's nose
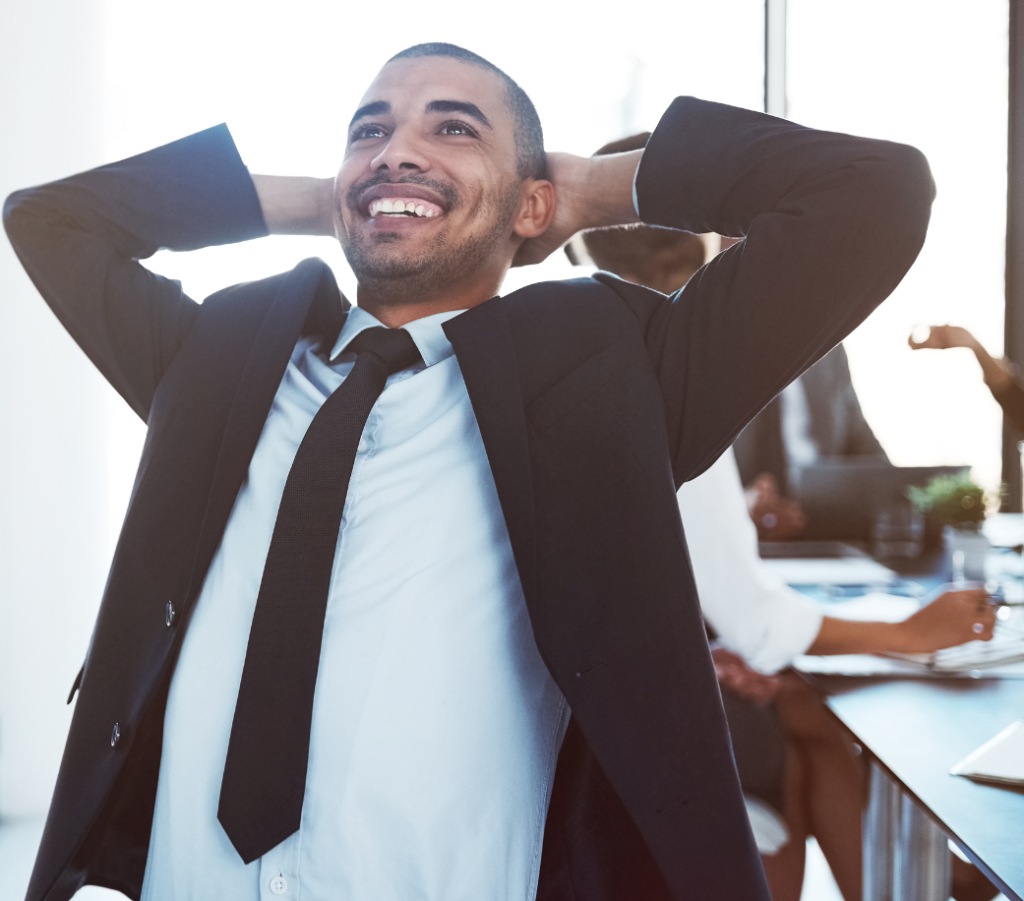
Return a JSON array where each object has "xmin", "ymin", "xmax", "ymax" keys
[{"xmin": 370, "ymin": 128, "xmax": 431, "ymax": 174}]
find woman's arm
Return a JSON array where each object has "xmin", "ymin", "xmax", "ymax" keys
[
  {"xmin": 808, "ymin": 588, "xmax": 995, "ymax": 655},
  {"xmin": 908, "ymin": 324, "xmax": 1024, "ymax": 431},
  {"xmin": 908, "ymin": 324, "xmax": 1012, "ymax": 390}
]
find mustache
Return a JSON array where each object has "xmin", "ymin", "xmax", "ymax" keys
[{"xmin": 346, "ymin": 172, "xmax": 460, "ymax": 213}]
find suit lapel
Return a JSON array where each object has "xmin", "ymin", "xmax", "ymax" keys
[
  {"xmin": 444, "ymin": 297, "xmax": 538, "ymax": 606},
  {"xmin": 186, "ymin": 258, "xmax": 347, "ymax": 603}
]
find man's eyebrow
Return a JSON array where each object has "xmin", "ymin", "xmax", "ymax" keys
[
  {"xmin": 426, "ymin": 100, "xmax": 492, "ymax": 130},
  {"xmin": 350, "ymin": 101, "xmax": 390, "ymax": 127}
]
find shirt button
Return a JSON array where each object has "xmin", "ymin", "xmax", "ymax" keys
[
  {"xmin": 269, "ymin": 874, "xmax": 288, "ymax": 895},
  {"xmin": 165, "ymin": 600, "xmax": 176, "ymax": 627}
]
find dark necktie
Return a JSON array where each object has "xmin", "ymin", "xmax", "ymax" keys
[{"xmin": 217, "ymin": 325, "xmax": 422, "ymax": 864}]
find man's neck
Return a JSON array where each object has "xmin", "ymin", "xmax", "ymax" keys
[{"xmin": 356, "ymin": 270, "xmax": 508, "ymax": 328}]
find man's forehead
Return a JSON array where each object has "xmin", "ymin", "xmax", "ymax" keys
[{"xmin": 353, "ymin": 56, "xmax": 509, "ymax": 123}]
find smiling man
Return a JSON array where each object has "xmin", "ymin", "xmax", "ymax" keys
[{"xmin": 5, "ymin": 43, "xmax": 933, "ymax": 901}]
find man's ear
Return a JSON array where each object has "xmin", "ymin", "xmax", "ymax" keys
[{"xmin": 512, "ymin": 179, "xmax": 556, "ymax": 239}]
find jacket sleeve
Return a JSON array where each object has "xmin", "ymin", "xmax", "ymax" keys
[
  {"xmin": 2, "ymin": 124, "xmax": 268, "ymax": 420},
  {"xmin": 599, "ymin": 97, "xmax": 934, "ymax": 486}
]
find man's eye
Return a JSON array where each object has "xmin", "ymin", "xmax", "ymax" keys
[
  {"xmin": 351, "ymin": 124, "xmax": 387, "ymax": 141},
  {"xmin": 439, "ymin": 120, "xmax": 478, "ymax": 137}
]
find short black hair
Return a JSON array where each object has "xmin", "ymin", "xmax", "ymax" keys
[{"xmin": 388, "ymin": 42, "xmax": 546, "ymax": 180}]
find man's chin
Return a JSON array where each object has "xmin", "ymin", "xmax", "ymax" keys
[
  {"xmin": 342, "ymin": 242, "xmax": 444, "ymax": 298},
  {"xmin": 347, "ymin": 249, "xmax": 435, "ymax": 283}
]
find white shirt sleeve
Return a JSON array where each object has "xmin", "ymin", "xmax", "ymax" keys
[{"xmin": 677, "ymin": 447, "xmax": 823, "ymax": 674}]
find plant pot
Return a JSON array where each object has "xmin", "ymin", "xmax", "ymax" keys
[{"xmin": 942, "ymin": 525, "xmax": 990, "ymax": 583}]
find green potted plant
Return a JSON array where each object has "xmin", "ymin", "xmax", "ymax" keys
[{"xmin": 909, "ymin": 472, "xmax": 989, "ymax": 581}]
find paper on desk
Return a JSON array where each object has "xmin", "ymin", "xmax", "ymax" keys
[
  {"xmin": 951, "ymin": 720, "xmax": 1024, "ymax": 786},
  {"xmin": 794, "ymin": 654, "xmax": 1024, "ymax": 678},
  {"xmin": 822, "ymin": 593, "xmax": 921, "ymax": 622},
  {"xmin": 761, "ymin": 556, "xmax": 897, "ymax": 586}
]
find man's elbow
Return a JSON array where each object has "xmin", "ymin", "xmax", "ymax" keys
[
  {"xmin": 3, "ymin": 188, "xmax": 34, "ymax": 249},
  {"xmin": 879, "ymin": 142, "xmax": 936, "ymax": 246}
]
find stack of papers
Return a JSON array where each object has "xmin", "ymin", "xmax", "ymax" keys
[{"xmin": 951, "ymin": 720, "xmax": 1024, "ymax": 787}]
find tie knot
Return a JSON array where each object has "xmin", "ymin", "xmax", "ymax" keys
[{"xmin": 346, "ymin": 326, "xmax": 422, "ymax": 375}]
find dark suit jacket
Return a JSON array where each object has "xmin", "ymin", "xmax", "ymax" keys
[
  {"xmin": 3, "ymin": 97, "xmax": 934, "ymax": 901},
  {"xmin": 733, "ymin": 343, "xmax": 889, "ymax": 494}
]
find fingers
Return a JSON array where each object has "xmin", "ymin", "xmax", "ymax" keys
[
  {"xmin": 972, "ymin": 603, "xmax": 997, "ymax": 641},
  {"xmin": 950, "ymin": 590, "xmax": 996, "ymax": 641}
]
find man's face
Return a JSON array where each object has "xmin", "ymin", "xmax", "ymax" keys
[{"xmin": 335, "ymin": 57, "xmax": 524, "ymax": 299}]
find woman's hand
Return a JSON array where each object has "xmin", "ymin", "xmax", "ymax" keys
[
  {"xmin": 711, "ymin": 646, "xmax": 782, "ymax": 704},
  {"xmin": 894, "ymin": 587, "xmax": 996, "ymax": 654},
  {"xmin": 908, "ymin": 324, "xmax": 978, "ymax": 351}
]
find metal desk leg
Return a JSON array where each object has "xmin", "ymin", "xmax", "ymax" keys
[
  {"xmin": 864, "ymin": 761, "xmax": 900, "ymax": 901},
  {"xmin": 895, "ymin": 792, "xmax": 951, "ymax": 901}
]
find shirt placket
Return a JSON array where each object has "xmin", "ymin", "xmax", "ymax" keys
[{"xmin": 260, "ymin": 829, "xmax": 300, "ymax": 899}]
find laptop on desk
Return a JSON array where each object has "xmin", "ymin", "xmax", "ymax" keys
[{"xmin": 791, "ymin": 461, "xmax": 967, "ymax": 541}]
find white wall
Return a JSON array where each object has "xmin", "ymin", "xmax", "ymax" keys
[{"xmin": 0, "ymin": 0, "xmax": 111, "ymax": 817}]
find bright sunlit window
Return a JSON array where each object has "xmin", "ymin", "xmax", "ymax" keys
[{"xmin": 788, "ymin": 0, "xmax": 1009, "ymax": 491}]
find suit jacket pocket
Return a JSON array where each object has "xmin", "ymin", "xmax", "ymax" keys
[{"xmin": 526, "ymin": 336, "xmax": 647, "ymax": 434}]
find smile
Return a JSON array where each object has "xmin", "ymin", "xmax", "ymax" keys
[{"xmin": 368, "ymin": 198, "xmax": 442, "ymax": 218}]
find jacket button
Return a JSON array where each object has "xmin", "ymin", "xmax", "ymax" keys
[
  {"xmin": 165, "ymin": 600, "xmax": 176, "ymax": 627},
  {"xmin": 110, "ymin": 723, "xmax": 121, "ymax": 748}
]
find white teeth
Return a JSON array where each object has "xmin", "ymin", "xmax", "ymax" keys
[{"xmin": 368, "ymin": 198, "xmax": 440, "ymax": 218}]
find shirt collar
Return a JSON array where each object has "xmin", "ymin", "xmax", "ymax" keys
[{"xmin": 328, "ymin": 306, "xmax": 465, "ymax": 368}]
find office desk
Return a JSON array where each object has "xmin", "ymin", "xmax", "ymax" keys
[{"xmin": 812, "ymin": 674, "xmax": 1024, "ymax": 901}]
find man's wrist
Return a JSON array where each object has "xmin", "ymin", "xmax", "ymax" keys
[
  {"xmin": 581, "ymin": 150, "xmax": 644, "ymax": 231},
  {"xmin": 252, "ymin": 174, "xmax": 336, "ymax": 236}
]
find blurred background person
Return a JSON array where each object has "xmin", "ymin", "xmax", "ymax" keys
[
  {"xmin": 578, "ymin": 136, "xmax": 998, "ymax": 901},
  {"xmin": 909, "ymin": 324, "xmax": 1024, "ymax": 431},
  {"xmin": 734, "ymin": 343, "xmax": 890, "ymax": 540},
  {"xmin": 678, "ymin": 447, "xmax": 996, "ymax": 901}
]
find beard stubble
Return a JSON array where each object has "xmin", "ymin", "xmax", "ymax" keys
[{"xmin": 340, "ymin": 174, "xmax": 522, "ymax": 304}]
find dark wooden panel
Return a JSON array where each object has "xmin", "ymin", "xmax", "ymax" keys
[{"xmin": 1004, "ymin": 0, "xmax": 1024, "ymax": 511}]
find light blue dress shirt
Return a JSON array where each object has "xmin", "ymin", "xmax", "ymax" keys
[{"xmin": 141, "ymin": 306, "xmax": 570, "ymax": 901}]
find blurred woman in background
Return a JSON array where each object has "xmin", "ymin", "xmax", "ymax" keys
[{"xmin": 910, "ymin": 324, "xmax": 1024, "ymax": 430}]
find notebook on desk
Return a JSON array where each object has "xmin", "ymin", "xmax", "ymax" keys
[{"xmin": 951, "ymin": 720, "xmax": 1024, "ymax": 787}]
